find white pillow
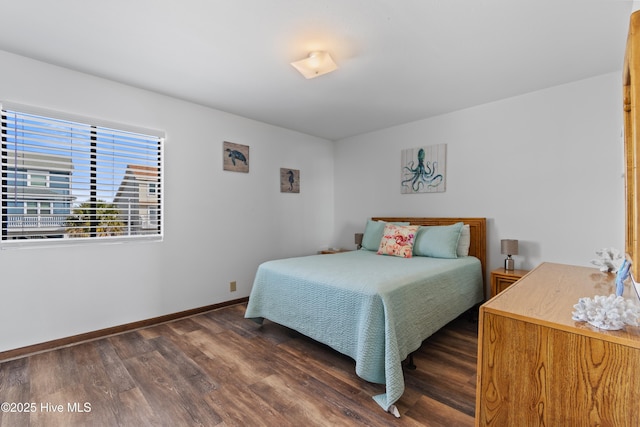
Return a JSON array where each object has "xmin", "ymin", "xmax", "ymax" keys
[{"xmin": 457, "ymin": 224, "xmax": 471, "ymax": 257}]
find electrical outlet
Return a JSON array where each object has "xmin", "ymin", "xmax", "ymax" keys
[{"xmin": 230, "ymin": 281, "xmax": 237, "ymax": 292}]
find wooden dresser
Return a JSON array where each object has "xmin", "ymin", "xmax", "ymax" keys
[{"xmin": 475, "ymin": 262, "xmax": 640, "ymax": 426}]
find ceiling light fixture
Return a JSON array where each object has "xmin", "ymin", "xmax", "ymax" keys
[{"xmin": 291, "ymin": 51, "xmax": 338, "ymax": 79}]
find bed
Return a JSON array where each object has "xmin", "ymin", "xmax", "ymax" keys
[{"xmin": 244, "ymin": 217, "xmax": 486, "ymax": 416}]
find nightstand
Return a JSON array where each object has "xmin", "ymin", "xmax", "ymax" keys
[
  {"xmin": 490, "ymin": 268, "xmax": 529, "ymax": 298},
  {"xmin": 319, "ymin": 248, "xmax": 352, "ymax": 254}
]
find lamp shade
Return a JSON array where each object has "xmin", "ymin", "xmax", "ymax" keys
[
  {"xmin": 501, "ymin": 239, "xmax": 519, "ymax": 255},
  {"xmin": 291, "ymin": 51, "xmax": 338, "ymax": 79}
]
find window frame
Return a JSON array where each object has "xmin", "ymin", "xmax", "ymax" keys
[
  {"xmin": 27, "ymin": 170, "xmax": 49, "ymax": 187},
  {"xmin": 1, "ymin": 102, "xmax": 165, "ymax": 248}
]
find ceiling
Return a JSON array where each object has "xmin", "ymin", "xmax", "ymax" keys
[{"xmin": 0, "ymin": 1, "xmax": 635, "ymax": 141}]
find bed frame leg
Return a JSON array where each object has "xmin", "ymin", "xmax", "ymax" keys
[
  {"xmin": 405, "ymin": 353, "xmax": 416, "ymax": 370},
  {"xmin": 466, "ymin": 305, "xmax": 480, "ymax": 323}
]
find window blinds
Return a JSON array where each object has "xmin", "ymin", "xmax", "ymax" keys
[{"xmin": 1, "ymin": 105, "xmax": 163, "ymax": 245}]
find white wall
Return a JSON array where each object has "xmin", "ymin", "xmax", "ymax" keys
[
  {"xmin": 333, "ymin": 72, "xmax": 625, "ymax": 282},
  {"xmin": 0, "ymin": 50, "xmax": 335, "ymax": 353},
  {"xmin": 0, "ymin": 48, "xmax": 626, "ymax": 353}
]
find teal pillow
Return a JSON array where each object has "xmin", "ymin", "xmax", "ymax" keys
[
  {"xmin": 413, "ymin": 222, "xmax": 464, "ymax": 258},
  {"xmin": 361, "ymin": 219, "xmax": 409, "ymax": 251}
]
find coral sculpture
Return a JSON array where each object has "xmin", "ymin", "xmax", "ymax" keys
[
  {"xmin": 572, "ymin": 294, "xmax": 640, "ymax": 330},
  {"xmin": 590, "ymin": 247, "xmax": 624, "ymax": 273}
]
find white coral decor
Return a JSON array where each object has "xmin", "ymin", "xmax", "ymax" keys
[
  {"xmin": 572, "ymin": 294, "xmax": 640, "ymax": 330},
  {"xmin": 590, "ymin": 247, "xmax": 624, "ymax": 273}
]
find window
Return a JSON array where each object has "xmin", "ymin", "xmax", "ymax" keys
[
  {"xmin": 28, "ymin": 171, "xmax": 48, "ymax": 187},
  {"xmin": 25, "ymin": 202, "xmax": 38, "ymax": 215},
  {"xmin": 1, "ymin": 103, "xmax": 163, "ymax": 245}
]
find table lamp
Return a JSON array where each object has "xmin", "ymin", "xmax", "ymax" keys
[{"xmin": 501, "ymin": 239, "xmax": 519, "ymax": 270}]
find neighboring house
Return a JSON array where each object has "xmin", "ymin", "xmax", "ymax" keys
[
  {"xmin": 4, "ymin": 152, "xmax": 75, "ymax": 239},
  {"xmin": 113, "ymin": 165, "xmax": 160, "ymax": 236}
]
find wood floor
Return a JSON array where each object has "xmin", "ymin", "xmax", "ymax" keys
[{"xmin": 0, "ymin": 303, "xmax": 479, "ymax": 426}]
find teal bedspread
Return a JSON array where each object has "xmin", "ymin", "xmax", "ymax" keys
[{"xmin": 244, "ymin": 250, "xmax": 483, "ymax": 414}]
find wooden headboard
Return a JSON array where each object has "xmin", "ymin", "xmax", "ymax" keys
[{"xmin": 372, "ymin": 217, "xmax": 487, "ymax": 296}]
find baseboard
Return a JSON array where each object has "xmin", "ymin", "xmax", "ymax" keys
[{"xmin": 0, "ymin": 297, "xmax": 249, "ymax": 362}]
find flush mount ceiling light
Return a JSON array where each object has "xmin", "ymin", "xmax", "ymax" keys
[{"xmin": 290, "ymin": 51, "xmax": 338, "ymax": 79}]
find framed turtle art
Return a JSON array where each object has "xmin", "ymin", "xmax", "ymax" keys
[{"xmin": 223, "ymin": 141, "xmax": 249, "ymax": 173}]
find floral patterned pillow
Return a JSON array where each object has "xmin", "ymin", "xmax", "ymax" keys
[{"xmin": 377, "ymin": 224, "xmax": 419, "ymax": 258}]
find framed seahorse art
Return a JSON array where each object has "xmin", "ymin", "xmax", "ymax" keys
[
  {"xmin": 401, "ymin": 144, "xmax": 446, "ymax": 194},
  {"xmin": 223, "ymin": 141, "xmax": 250, "ymax": 173},
  {"xmin": 280, "ymin": 168, "xmax": 300, "ymax": 193}
]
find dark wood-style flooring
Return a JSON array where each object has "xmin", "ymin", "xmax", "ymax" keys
[{"xmin": 0, "ymin": 303, "xmax": 479, "ymax": 426}]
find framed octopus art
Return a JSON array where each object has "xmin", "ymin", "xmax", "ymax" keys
[{"xmin": 401, "ymin": 144, "xmax": 446, "ymax": 194}]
